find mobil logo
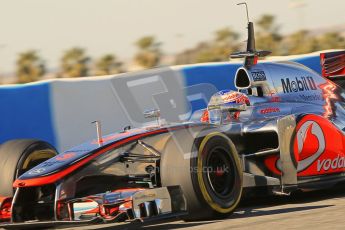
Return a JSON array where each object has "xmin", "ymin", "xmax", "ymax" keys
[{"xmin": 281, "ymin": 77, "xmax": 317, "ymax": 93}]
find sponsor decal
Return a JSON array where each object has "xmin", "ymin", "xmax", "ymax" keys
[
  {"xmin": 270, "ymin": 96, "xmax": 280, "ymax": 102},
  {"xmin": 56, "ymin": 152, "xmax": 76, "ymax": 161},
  {"xmin": 221, "ymin": 92, "xmax": 249, "ymax": 105},
  {"xmin": 260, "ymin": 107, "xmax": 280, "ymax": 114},
  {"xmin": 275, "ymin": 120, "xmax": 325, "ymax": 173},
  {"xmin": 299, "ymin": 94, "xmax": 322, "ymax": 101},
  {"xmin": 251, "ymin": 71, "xmax": 267, "ymax": 81},
  {"xmin": 222, "ymin": 92, "xmax": 240, "ymax": 103},
  {"xmin": 281, "ymin": 77, "xmax": 317, "ymax": 93},
  {"xmin": 268, "ymin": 92, "xmax": 280, "ymax": 102},
  {"xmin": 267, "ymin": 115, "xmax": 345, "ymax": 176},
  {"xmin": 37, "ymin": 153, "xmax": 77, "ymax": 167},
  {"xmin": 28, "ymin": 168, "xmax": 46, "ymax": 175},
  {"xmin": 296, "ymin": 121, "xmax": 325, "ymax": 172},
  {"xmin": 40, "ymin": 160, "xmax": 62, "ymax": 167},
  {"xmin": 317, "ymin": 155, "xmax": 345, "ymax": 172},
  {"xmin": 234, "ymin": 95, "xmax": 249, "ymax": 105}
]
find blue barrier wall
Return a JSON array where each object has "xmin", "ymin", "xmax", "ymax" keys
[
  {"xmin": 0, "ymin": 54, "xmax": 322, "ymax": 151},
  {"xmin": 0, "ymin": 82, "xmax": 56, "ymax": 147},
  {"xmin": 292, "ymin": 55, "xmax": 322, "ymax": 73},
  {"xmin": 181, "ymin": 63, "xmax": 240, "ymax": 111}
]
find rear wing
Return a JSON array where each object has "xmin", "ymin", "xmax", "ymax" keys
[{"xmin": 320, "ymin": 50, "xmax": 345, "ymax": 78}]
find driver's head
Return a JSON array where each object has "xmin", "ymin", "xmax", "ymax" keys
[
  {"xmin": 222, "ymin": 91, "xmax": 249, "ymax": 120},
  {"xmin": 216, "ymin": 90, "xmax": 250, "ymax": 106},
  {"xmin": 203, "ymin": 90, "xmax": 249, "ymax": 123}
]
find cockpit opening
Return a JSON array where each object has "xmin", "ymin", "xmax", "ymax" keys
[
  {"xmin": 257, "ymin": 86, "xmax": 264, "ymax": 97},
  {"xmin": 239, "ymin": 86, "xmax": 264, "ymax": 97}
]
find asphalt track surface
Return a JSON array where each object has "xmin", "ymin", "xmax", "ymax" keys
[
  {"xmin": 59, "ymin": 185, "xmax": 345, "ymax": 230},
  {"xmin": 2, "ymin": 185, "xmax": 345, "ymax": 230}
]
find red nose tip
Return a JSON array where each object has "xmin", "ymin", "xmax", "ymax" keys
[{"xmin": 18, "ymin": 182, "xmax": 26, "ymax": 187}]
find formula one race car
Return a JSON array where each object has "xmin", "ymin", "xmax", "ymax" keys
[{"xmin": 2, "ymin": 10, "xmax": 345, "ymax": 230}]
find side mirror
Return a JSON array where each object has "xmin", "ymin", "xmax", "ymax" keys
[
  {"xmin": 144, "ymin": 109, "xmax": 161, "ymax": 119},
  {"xmin": 144, "ymin": 109, "xmax": 161, "ymax": 126}
]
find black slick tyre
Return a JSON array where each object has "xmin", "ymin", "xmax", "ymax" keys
[
  {"xmin": 161, "ymin": 130, "xmax": 242, "ymax": 220},
  {"xmin": 0, "ymin": 139, "xmax": 57, "ymax": 197}
]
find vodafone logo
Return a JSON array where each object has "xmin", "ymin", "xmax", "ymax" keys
[{"xmin": 296, "ymin": 121, "xmax": 325, "ymax": 172}]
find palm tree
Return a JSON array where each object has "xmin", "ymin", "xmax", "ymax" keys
[
  {"xmin": 134, "ymin": 36, "xmax": 161, "ymax": 69},
  {"xmin": 61, "ymin": 47, "xmax": 90, "ymax": 77},
  {"xmin": 257, "ymin": 15, "xmax": 277, "ymax": 33},
  {"xmin": 256, "ymin": 14, "xmax": 282, "ymax": 55},
  {"xmin": 16, "ymin": 50, "xmax": 45, "ymax": 83},
  {"xmin": 95, "ymin": 54, "xmax": 123, "ymax": 75},
  {"xmin": 175, "ymin": 42, "xmax": 211, "ymax": 65},
  {"xmin": 285, "ymin": 30, "xmax": 319, "ymax": 55},
  {"xmin": 184, "ymin": 27, "xmax": 240, "ymax": 63},
  {"xmin": 215, "ymin": 27, "xmax": 239, "ymax": 44},
  {"xmin": 317, "ymin": 32, "xmax": 345, "ymax": 50},
  {"xmin": 136, "ymin": 36, "xmax": 156, "ymax": 50}
]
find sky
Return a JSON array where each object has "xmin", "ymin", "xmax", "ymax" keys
[{"xmin": 0, "ymin": 0, "xmax": 345, "ymax": 73}]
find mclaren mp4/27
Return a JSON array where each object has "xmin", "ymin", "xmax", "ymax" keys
[{"xmin": 2, "ymin": 14, "xmax": 345, "ymax": 230}]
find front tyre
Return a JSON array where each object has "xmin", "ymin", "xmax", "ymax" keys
[
  {"xmin": 193, "ymin": 132, "xmax": 242, "ymax": 217},
  {"xmin": 0, "ymin": 139, "xmax": 57, "ymax": 197},
  {"xmin": 161, "ymin": 130, "xmax": 242, "ymax": 220}
]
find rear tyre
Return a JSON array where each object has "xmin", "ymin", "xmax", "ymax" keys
[
  {"xmin": 0, "ymin": 139, "xmax": 57, "ymax": 197},
  {"xmin": 161, "ymin": 131, "xmax": 242, "ymax": 220}
]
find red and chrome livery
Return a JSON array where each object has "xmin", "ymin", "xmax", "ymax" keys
[{"xmin": 2, "ymin": 12, "xmax": 345, "ymax": 228}]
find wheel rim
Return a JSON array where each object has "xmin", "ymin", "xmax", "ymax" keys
[
  {"xmin": 17, "ymin": 149, "xmax": 57, "ymax": 176},
  {"xmin": 205, "ymin": 147, "xmax": 235, "ymax": 199}
]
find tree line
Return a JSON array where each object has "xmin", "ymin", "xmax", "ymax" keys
[
  {"xmin": 175, "ymin": 15, "xmax": 345, "ymax": 64},
  {"xmin": 15, "ymin": 35, "xmax": 161, "ymax": 83},
  {"xmin": 14, "ymin": 14, "xmax": 345, "ymax": 83}
]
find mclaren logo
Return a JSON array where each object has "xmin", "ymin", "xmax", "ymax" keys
[
  {"xmin": 276, "ymin": 120, "xmax": 325, "ymax": 173},
  {"xmin": 281, "ymin": 77, "xmax": 317, "ymax": 93},
  {"xmin": 296, "ymin": 121, "xmax": 325, "ymax": 172}
]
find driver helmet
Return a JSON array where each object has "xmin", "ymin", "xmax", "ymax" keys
[{"xmin": 201, "ymin": 90, "xmax": 250, "ymax": 123}]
